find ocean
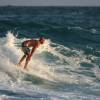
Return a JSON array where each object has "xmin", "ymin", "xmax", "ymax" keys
[{"xmin": 0, "ymin": 6, "xmax": 100, "ymax": 100}]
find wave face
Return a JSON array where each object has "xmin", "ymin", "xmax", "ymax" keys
[{"xmin": 0, "ymin": 6, "xmax": 100, "ymax": 100}]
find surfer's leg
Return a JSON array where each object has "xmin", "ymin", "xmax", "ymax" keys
[
  {"xmin": 23, "ymin": 48, "xmax": 30, "ymax": 69},
  {"xmin": 18, "ymin": 55, "xmax": 26, "ymax": 66},
  {"xmin": 24, "ymin": 56, "xmax": 29, "ymax": 69}
]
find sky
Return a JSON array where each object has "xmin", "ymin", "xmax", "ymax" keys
[{"xmin": 0, "ymin": 0, "xmax": 100, "ymax": 6}]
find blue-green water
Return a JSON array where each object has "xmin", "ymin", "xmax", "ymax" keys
[{"xmin": 0, "ymin": 6, "xmax": 100, "ymax": 100}]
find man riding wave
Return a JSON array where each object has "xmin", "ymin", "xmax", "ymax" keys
[{"xmin": 18, "ymin": 37, "xmax": 45, "ymax": 69}]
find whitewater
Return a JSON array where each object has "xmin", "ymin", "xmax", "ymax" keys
[{"xmin": 0, "ymin": 32, "xmax": 100, "ymax": 100}]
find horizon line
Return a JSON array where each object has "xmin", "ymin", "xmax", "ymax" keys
[{"xmin": 0, "ymin": 5, "xmax": 100, "ymax": 7}]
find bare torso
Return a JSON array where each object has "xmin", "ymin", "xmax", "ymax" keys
[{"xmin": 23, "ymin": 39, "xmax": 39, "ymax": 47}]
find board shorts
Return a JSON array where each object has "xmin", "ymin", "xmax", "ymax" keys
[{"xmin": 22, "ymin": 43, "xmax": 30, "ymax": 55}]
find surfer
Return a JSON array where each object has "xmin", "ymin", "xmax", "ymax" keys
[{"xmin": 18, "ymin": 37, "xmax": 45, "ymax": 69}]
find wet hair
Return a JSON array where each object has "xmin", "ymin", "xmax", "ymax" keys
[{"xmin": 39, "ymin": 37, "xmax": 45, "ymax": 44}]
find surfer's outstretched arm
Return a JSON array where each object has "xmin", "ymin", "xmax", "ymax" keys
[{"xmin": 29, "ymin": 46, "xmax": 37, "ymax": 59}]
